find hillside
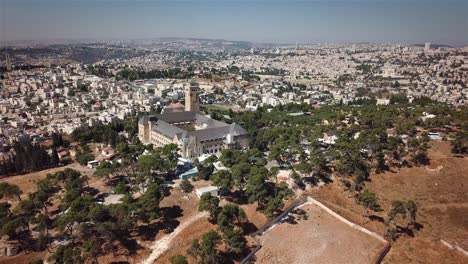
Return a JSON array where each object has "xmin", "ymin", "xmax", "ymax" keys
[{"xmin": 315, "ymin": 141, "xmax": 468, "ymax": 264}]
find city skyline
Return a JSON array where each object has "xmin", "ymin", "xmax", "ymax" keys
[
  {"xmin": 1, "ymin": 0, "xmax": 467, "ymax": 46},
  {"xmin": 0, "ymin": 2, "xmax": 467, "ymax": 263}
]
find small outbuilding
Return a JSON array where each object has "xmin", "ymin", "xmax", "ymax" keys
[
  {"xmin": 196, "ymin": 186, "xmax": 219, "ymax": 198},
  {"xmin": 428, "ymin": 132, "xmax": 442, "ymax": 140},
  {"xmin": 87, "ymin": 160, "xmax": 99, "ymax": 169}
]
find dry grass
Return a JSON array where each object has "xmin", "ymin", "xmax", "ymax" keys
[
  {"xmin": 0, "ymin": 163, "xmax": 96, "ymax": 202},
  {"xmin": 315, "ymin": 141, "xmax": 468, "ymax": 264},
  {"xmin": 255, "ymin": 203, "xmax": 387, "ymax": 264}
]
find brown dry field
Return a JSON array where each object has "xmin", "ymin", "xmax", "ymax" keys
[
  {"xmin": 255, "ymin": 203, "xmax": 387, "ymax": 264},
  {"xmin": 0, "ymin": 251, "xmax": 46, "ymax": 264},
  {"xmin": 314, "ymin": 141, "xmax": 468, "ymax": 264},
  {"xmin": 0, "ymin": 162, "xmax": 97, "ymax": 202},
  {"xmin": 155, "ymin": 218, "xmax": 216, "ymax": 264}
]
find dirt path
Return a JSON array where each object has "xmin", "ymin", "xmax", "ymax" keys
[{"xmin": 140, "ymin": 212, "xmax": 209, "ymax": 264}]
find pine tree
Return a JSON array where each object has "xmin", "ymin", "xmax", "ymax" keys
[{"xmin": 51, "ymin": 148, "xmax": 60, "ymax": 166}]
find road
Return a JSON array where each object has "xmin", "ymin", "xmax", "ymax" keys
[{"xmin": 140, "ymin": 211, "xmax": 209, "ymax": 264}]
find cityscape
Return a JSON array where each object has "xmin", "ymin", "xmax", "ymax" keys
[{"xmin": 0, "ymin": 1, "xmax": 467, "ymax": 264}]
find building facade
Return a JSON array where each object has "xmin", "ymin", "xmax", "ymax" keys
[{"xmin": 138, "ymin": 83, "xmax": 249, "ymax": 159}]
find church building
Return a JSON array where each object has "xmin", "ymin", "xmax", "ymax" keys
[{"xmin": 138, "ymin": 82, "xmax": 249, "ymax": 159}]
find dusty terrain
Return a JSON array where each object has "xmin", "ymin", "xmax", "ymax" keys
[
  {"xmin": 315, "ymin": 141, "xmax": 468, "ymax": 264},
  {"xmin": 0, "ymin": 162, "xmax": 95, "ymax": 200},
  {"xmin": 155, "ymin": 217, "xmax": 216, "ymax": 264},
  {"xmin": 0, "ymin": 251, "xmax": 46, "ymax": 264},
  {"xmin": 255, "ymin": 203, "xmax": 387, "ymax": 264}
]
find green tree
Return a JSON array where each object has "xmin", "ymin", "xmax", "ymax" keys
[
  {"xmin": 197, "ymin": 230, "xmax": 222, "ymax": 264},
  {"xmin": 76, "ymin": 148, "xmax": 94, "ymax": 166},
  {"xmin": 170, "ymin": 255, "xmax": 188, "ymax": 264},
  {"xmin": 217, "ymin": 204, "xmax": 246, "ymax": 232},
  {"xmin": 116, "ymin": 142, "xmax": 130, "ymax": 154},
  {"xmin": 187, "ymin": 239, "xmax": 201, "ymax": 263},
  {"xmin": 385, "ymin": 200, "xmax": 417, "ymax": 241},
  {"xmin": 113, "ymin": 182, "xmax": 129, "ymax": 194},
  {"xmin": 196, "ymin": 155, "xmax": 217, "ymax": 180},
  {"xmin": 451, "ymin": 130, "xmax": 468, "ymax": 154},
  {"xmin": 198, "ymin": 193, "xmax": 220, "ymax": 222},
  {"xmin": 180, "ymin": 179, "xmax": 194, "ymax": 193},
  {"xmin": 94, "ymin": 160, "xmax": 119, "ymax": 183},
  {"xmin": 357, "ymin": 190, "xmax": 381, "ymax": 213},
  {"xmin": 405, "ymin": 200, "xmax": 418, "ymax": 227},
  {"xmin": 264, "ymin": 195, "xmax": 284, "ymax": 218},
  {"xmin": 48, "ymin": 244, "xmax": 83, "ymax": 264},
  {"xmin": 222, "ymin": 228, "xmax": 247, "ymax": 254},
  {"xmin": 82, "ymin": 237, "xmax": 100, "ymax": 263},
  {"xmin": 198, "ymin": 162, "xmax": 215, "ymax": 181},
  {"xmin": 246, "ymin": 168, "xmax": 269, "ymax": 208},
  {"xmin": 51, "ymin": 148, "xmax": 60, "ymax": 166},
  {"xmin": 137, "ymin": 183, "xmax": 163, "ymax": 222},
  {"xmin": 231, "ymin": 162, "xmax": 250, "ymax": 192},
  {"xmin": 137, "ymin": 144, "xmax": 179, "ymax": 183},
  {"xmin": 211, "ymin": 170, "xmax": 233, "ymax": 196},
  {"xmin": 0, "ymin": 182, "xmax": 23, "ymax": 201},
  {"xmin": 219, "ymin": 149, "xmax": 238, "ymax": 167}
]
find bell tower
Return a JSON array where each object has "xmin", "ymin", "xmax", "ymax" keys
[
  {"xmin": 5, "ymin": 53, "xmax": 12, "ymax": 72},
  {"xmin": 185, "ymin": 82, "xmax": 199, "ymax": 112}
]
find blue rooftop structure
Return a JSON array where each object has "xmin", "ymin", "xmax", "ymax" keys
[{"xmin": 179, "ymin": 167, "xmax": 199, "ymax": 180}]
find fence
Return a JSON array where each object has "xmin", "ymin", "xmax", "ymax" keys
[{"xmin": 240, "ymin": 198, "xmax": 308, "ymax": 264}]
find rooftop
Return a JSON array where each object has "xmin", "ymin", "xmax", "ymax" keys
[
  {"xmin": 146, "ymin": 111, "xmax": 247, "ymax": 142},
  {"xmin": 196, "ymin": 185, "xmax": 219, "ymax": 193}
]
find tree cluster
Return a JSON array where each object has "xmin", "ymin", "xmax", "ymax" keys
[
  {"xmin": 0, "ymin": 140, "xmax": 58, "ymax": 176},
  {"xmin": 117, "ymin": 68, "xmax": 195, "ymax": 81},
  {"xmin": 193, "ymin": 198, "xmax": 248, "ymax": 263}
]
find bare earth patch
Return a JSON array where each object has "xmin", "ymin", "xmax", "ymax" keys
[
  {"xmin": 315, "ymin": 141, "xmax": 468, "ymax": 264},
  {"xmin": 0, "ymin": 162, "xmax": 96, "ymax": 200},
  {"xmin": 155, "ymin": 217, "xmax": 216, "ymax": 264},
  {"xmin": 0, "ymin": 251, "xmax": 46, "ymax": 264},
  {"xmin": 255, "ymin": 202, "xmax": 387, "ymax": 264}
]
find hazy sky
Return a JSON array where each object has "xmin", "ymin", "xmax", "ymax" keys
[{"xmin": 1, "ymin": 0, "xmax": 467, "ymax": 46}]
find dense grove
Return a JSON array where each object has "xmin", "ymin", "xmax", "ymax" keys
[
  {"xmin": 118, "ymin": 68, "xmax": 195, "ymax": 81},
  {"xmin": 71, "ymin": 119, "xmax": 138, "ymax": 147},
  {"xmin": 0, "ymin": 140, "xmax": 59, "ymax": 176}
]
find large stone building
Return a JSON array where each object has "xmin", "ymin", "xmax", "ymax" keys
[{"xmin": 138, "ymin": 83, "xmax": 249, "ymax": 159}]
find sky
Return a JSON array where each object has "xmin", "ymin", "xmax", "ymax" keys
[{"xmin": 1, "ymin": 0, "xmax": 467, "ymax": 46}]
